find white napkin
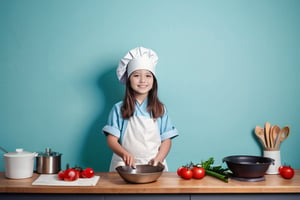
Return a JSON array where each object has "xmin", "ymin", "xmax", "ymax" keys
[{"xmin": 32, "ymin": 174, "xmax": 100, "ymax": 186}]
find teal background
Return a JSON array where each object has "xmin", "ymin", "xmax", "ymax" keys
[{"xmin": 1, "ymin": 0, "xmax": 299, "ymax": 172}]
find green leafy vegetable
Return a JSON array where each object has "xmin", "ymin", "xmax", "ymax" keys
[{"xmin": 197, "ymin": 157, "xmax": 230, "ymax": 183}]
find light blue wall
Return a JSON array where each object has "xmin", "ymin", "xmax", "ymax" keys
[{"xmin": 1, "ymin": 0, "xmax": 299, "ymax": 172}]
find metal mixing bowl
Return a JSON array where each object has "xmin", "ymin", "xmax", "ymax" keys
[
  {"xmin": 223, "ymin": 155, "xmax": 274, "ymax": 178},
  {"xmin": 116, "ymin": 163, "xmax": 165, "ymax": 184}
]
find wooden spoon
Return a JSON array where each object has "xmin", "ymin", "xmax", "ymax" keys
[
  {"xmin": 255, "ymin": 126, "xmax": 267, "ymax": 149},
  {"xmin": 264, "ymin": 122, "xmax": 271, "ymax": 149},
  {"xmin": 274, "ymin": 126, "xmax": 290, "ymax": 149},
  {"xmin": 271, "ymin": 125, "xmax": 280, "ymax": 149},
  {"xmin": 269, "ymin": 126, "xmax": 274, "ymax": 148}
]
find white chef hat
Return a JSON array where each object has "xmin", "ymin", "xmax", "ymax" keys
[{"xmin": 116, "ymin": 47, "xmax": 158, "ymax": 84}]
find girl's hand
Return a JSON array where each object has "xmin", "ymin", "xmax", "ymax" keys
[
  {"xmin": 106, "ymin": 134, "xmax": 136, "ymax": 168},
  {"xmin": 122, "ymin": 152, "xmax": 135, "ymax": 167},
  {"xmin": 148, "ymin": 158, "xmax": 160, "ymax": 166},
  {"xmin": 149, "ymin": 139, "xmax": 171, "ymax": 166}
]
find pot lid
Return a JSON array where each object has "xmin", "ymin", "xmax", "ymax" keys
[
  {"xmin": 4, "ymin": 148, "xmax": 36, "ymax": 158},
  {"xmin": 37, "ymin": 147, "xmax": 62, "ymax": 157}
]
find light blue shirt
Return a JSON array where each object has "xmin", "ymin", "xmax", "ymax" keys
[{"xmin": 102, "ymin": 99, "xmax": 178, "ymax": 144}]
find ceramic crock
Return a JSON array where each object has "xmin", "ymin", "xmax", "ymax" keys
[{"xmin": 4, "ymin": 148, "xmax": 37, "ymax": 179}]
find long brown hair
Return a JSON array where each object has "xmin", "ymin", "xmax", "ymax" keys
[{"xmin": 121, "ymin": 76, "xmax": 164, "ymax": 119}]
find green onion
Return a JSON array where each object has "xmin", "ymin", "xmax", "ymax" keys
[{"xmin": 198, "ymin": 157, "xmax": 229, "ymax": 183}]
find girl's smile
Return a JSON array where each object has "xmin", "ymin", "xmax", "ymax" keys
[{"xmin": 129, "ymin": 69, "xmax": 154, "ymax": 102}]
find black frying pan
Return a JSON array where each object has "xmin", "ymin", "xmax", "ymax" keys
[{"xmin": 223, "ymin": 155, "xmax": 274, "ymax": 178}]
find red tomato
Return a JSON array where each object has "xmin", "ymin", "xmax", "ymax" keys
[
  {"xmin": 75, "ymin": 169, "xmax": 81, "ymax": 178},
  {"xmin": 279, "ymin": 166, "xmax": 294, "ymax": 179},
  {"xmin": 180, "ymin": 167, "xmax": 193, "ymax": 179},
  {"xmin": 192, "ymin": 166, "xmax": 205, "ymax": 179},
  {"xmin": 177, "ymin": 166, "xmax": 184, "ymax": 177},
  {"xmin": 64, "ymin": 169, "xmax": 79, "ymax": 181},
  {"xmin": 81, "ymin": 168, "xmax": 95, "ymax": 178},
  {"xmin": 57, "ymin": 171, "xmax": 65, "ymax": 180},
  {"xmin": 72, "ymin": 167, "xmax": 83, "ymax": 177}
]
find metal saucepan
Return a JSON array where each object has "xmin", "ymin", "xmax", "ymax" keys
[{"xmin": 36, "ymin": 148, "xmax": 62, "ymax": 174}]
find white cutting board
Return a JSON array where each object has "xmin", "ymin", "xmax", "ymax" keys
[{"xmin": 32, "ymin": 174, "xmax": 100, "ymax": 186}]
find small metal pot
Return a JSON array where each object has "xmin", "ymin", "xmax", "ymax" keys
[{"xmin": 36, "ymin": 148, "xmax": 62, "ymax": 174}]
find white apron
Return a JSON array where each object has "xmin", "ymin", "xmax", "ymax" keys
[{"xmin": 109, "ymin": 115, "xmax": 168, "ymax": 171}]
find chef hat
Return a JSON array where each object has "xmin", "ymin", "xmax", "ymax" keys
[{"xmin": 117, "ymin": 47, "xmax": 158, "ymax": 84}]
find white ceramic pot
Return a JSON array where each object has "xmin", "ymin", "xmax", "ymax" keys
[
  {"xmin": 263, "ymin": 150, "xmax": 281, "ymax": 174},
  {"xmin": 4, "ymin": 148, "xmax": 38, "ymax": 179}
]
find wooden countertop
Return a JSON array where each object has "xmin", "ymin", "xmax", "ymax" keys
[{"xmin": 1, "ymin": 171, "xmax": 300, "ymax": 194}]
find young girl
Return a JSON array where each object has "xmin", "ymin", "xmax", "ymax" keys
[{"xmin": 102, "ymin": 47, "xmax": 178, "ymax": 171}]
